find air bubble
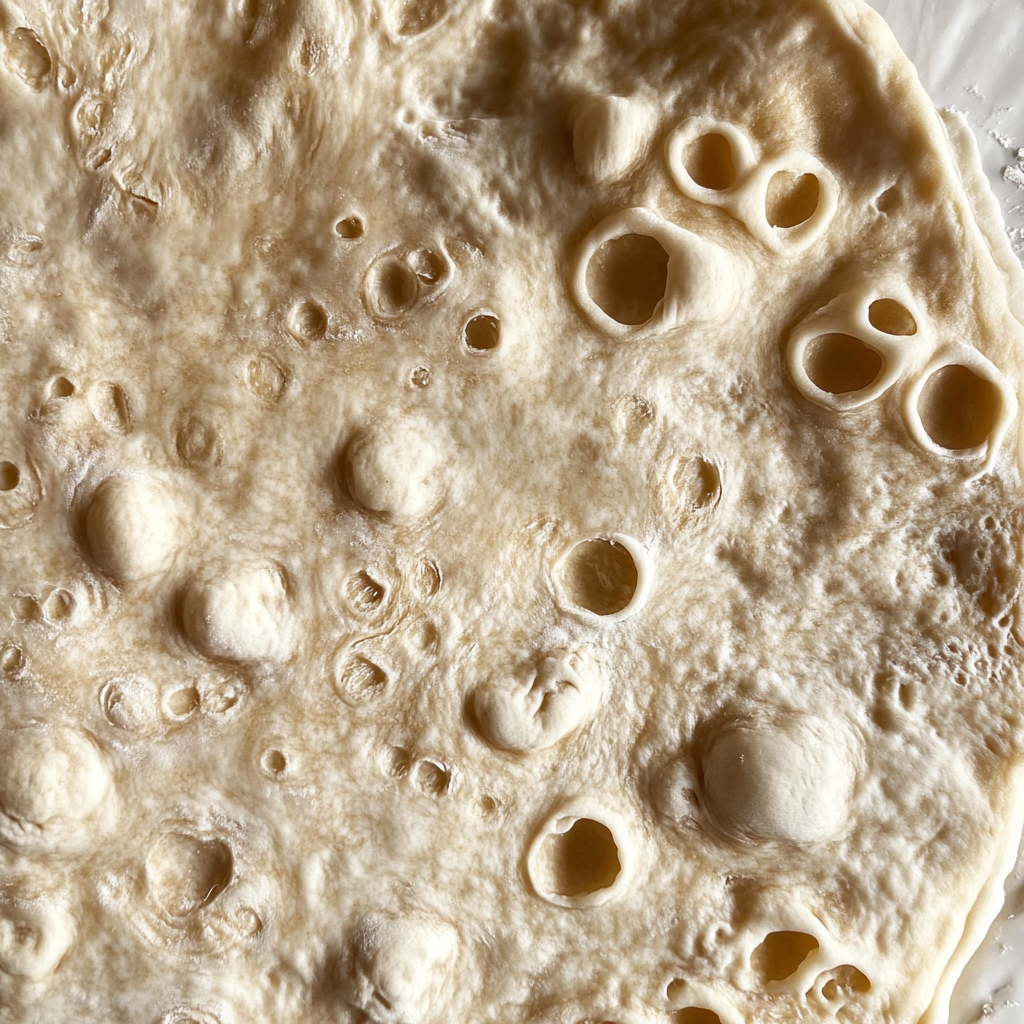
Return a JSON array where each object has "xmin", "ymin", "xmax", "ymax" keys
[
  {"xmin": 0, "ymin": 463, "xmax": 19, "ymax": 491},
  {"xmin": 12, "ymin": 595, "xmax": 39, "ymax": 621},
  {"xmin": 410, "ymin": 365, "xmax": 431, "ymax": 388},
  {"xmin": 766, "ymin": 172, "xmax": 819, "ymax": 228},
  {"xmin": 336, "ymin": 216, "xmax": 364, "ymax": 239},
  {"xmin": 561, "ymin": 538, "xmax": 638, "ymax": 616},
  {"xmin": 868, "ymin": 298, "xmax": 916, "ymax": 336},
  {"xmin": 670, "ymin": 456, "xmax": 721, "ymax": 512},
  {"xmin": 388, "ymin": 0, "xmax": 451, "ymax": 38},
  {"xmin": 344, "ymin": 570, "xmax": 385, "ymax": 614},
  {"xmin": 5, "ymin": 27, "xmax": 51, "ymax": 90},
  {"xmin": 412, "ymin": 759, "xmax": 450, "ymax": 796},
  {"xmin": 464, "ymin": 313, "xmax": 500, "ymax": 351},
  {"xmin": 750, "ymin": 931, "xmax": 818, "ymax": 982},
  {"xmin": 413, "ymin": 558, "xmax": 441, "ymax": 599},
  {"xmin": 145, "ymin": 832, "xmax": 233, "ymax": 917},
  {"xmin": 89, "ymin": 381, "xmax": 132, "ymax": 434},
  {"xmin": 382, "ymin": 746, "xmax": 411, "ymax": 777},
  {"xmin": 684, "ymin": 133, "xmax": 735, "ymax": 190},
  {"xmin": 165, "ymin": 687, "xmax": 200, "ymax": 718},
  {"xmin": 176, "ymin": 412, "xmax": 221, "ymax": 467},
  {"xmin": 917, "ymin": 364, "xmax": 998, "ymax": 450},
  {"xmin": 333, "ymin": 652, "xmax": 388, "ymax": 707},
  {"xmin": 701, "ymin": 717, "xmax": 855, "ymax": 844},
  {"xmin": 803, "ymin": 334, "xmax": 882, "ymax": 394},
  {"xmin": 585, "ymin": 234, "xmax": 668, "ymax": 326},
  {"xmin": 49, "ymin": 376, "xmax": 75, "ymax": 398},
  {"xmin": 408, "ymin": 247, "xmax": 445, "ymax": 284},
  {"xmin": 364, "ymin": 254, "xmax": 419, "ymax": 318},
  {"xmin": 875, "ymin": 186, "xmax": 901, "ymax": 213},
  {"xmin": 261, "ymin": 748, "xmax": 287, "ymax": 776},
  {"xmin": 287, "ymin": 298, "xmax": 328, "ymax": 345},
  {"xmin": 246, "ymin": 355, "xmax": 287, "ymax": 405},
  {"xmin": 0, "ymin": 643, "xmax": 24, "ymax": 675},
  {"xmin": 41, "ymin": 589, "xmax": 74, "ymax": 623}
]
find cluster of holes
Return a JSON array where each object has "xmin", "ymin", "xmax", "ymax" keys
[
  {"xmin": 464, "ymin": 313, "xmax": 500, "ymax": 352},
  {"xmin": 802, "ymin": 298, "xmax": 917, "ymax": 397},
  {"xmin": 585, "ymin": 234, "xmax": 669, "ymax": 327},
  {"xmin": 380, "ymin": 746, "xmax": 451, "ymax": 796},
  {"xmin": 684, "ymin": 133, "xmax": 821, "ymax": 231},
  {"xmin": 364, "ymin": 245, "xmax": 450, "ymax": 320},
  {"xmin": 534, "ymin": 818, "xmax": 621, "ymax": 898},
  {"xmin": 561, "ymin": 539, "xmax": 638, "ymax": 616}
]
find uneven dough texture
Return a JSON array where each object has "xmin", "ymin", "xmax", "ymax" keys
[{"xmin": 0, "ymin": 0, "xmax": 1023, "ymax": 1023}]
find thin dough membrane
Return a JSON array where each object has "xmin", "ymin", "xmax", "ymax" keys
[{"xmin": 0, "ymin": 0, "xmax": 1022, "ymax": 1022}]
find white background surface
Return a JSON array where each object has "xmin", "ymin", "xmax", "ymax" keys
[{"xmin": 865, "ymin": 3, "xmax": 1024, "ymax": 1021}]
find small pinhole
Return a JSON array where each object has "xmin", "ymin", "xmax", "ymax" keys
[
  {"xmin": 0, "ymin": 462, "xmax": 20, "ymax": 492},
  {"xmin": 50, "ymin": 376, "xmax": 75, "ymax": 398},
  {"xmin": 336, "ymin": 216, "xmax": 364, "ymax": 239}
]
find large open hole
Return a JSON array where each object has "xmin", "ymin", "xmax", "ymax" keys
[
  {"xmin": 674, "ymin": 1010, "xmax": 721, "ymax": 1024},
  {"xmin": 537, "ymin": 818, "xmax": 620, "ymax": 897},
  {"xmin": 585, "ymin": 234, "xmax": 669, "ymax": 326},
  {"xmin": 562, "ymin": 538, "xmax": 638, "ymax": 615},
  {"xmin": 750, "ymin": 931, "xmax": 819, "ymax": 982},
  {"xmin": 803, "ymin": 333, "xmax": 882, "ymax": 394},
  {"xmin": 868, "ymin": 298, "xmax": 916, "ymax": 336},
  {"xmin": 918, "ymin": 364, "xmax": 998, "ymax": 450},
  {"xmin": 766, "ymin": 172, "xmax": 819, "ymax": 228},
  {"xmin": 465, "ymin": 313, "xmax": 500, "ymax": 351},
  {"xmin": 684, "ymin": 133, "xmax": 736, "ymax": 190},
  {"xmin": 0, "ymin": 462, "xmax": 20, "ymax": 491}
]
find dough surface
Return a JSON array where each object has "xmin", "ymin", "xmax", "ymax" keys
[{"xmin": 0, "ymin": 0, "xmax": 1023, "ymax": 1022}]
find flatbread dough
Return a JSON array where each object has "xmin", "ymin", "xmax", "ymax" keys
[{"xmin": 0, "ymin": 0, "xmax": 1023, "ymax": 1022}]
